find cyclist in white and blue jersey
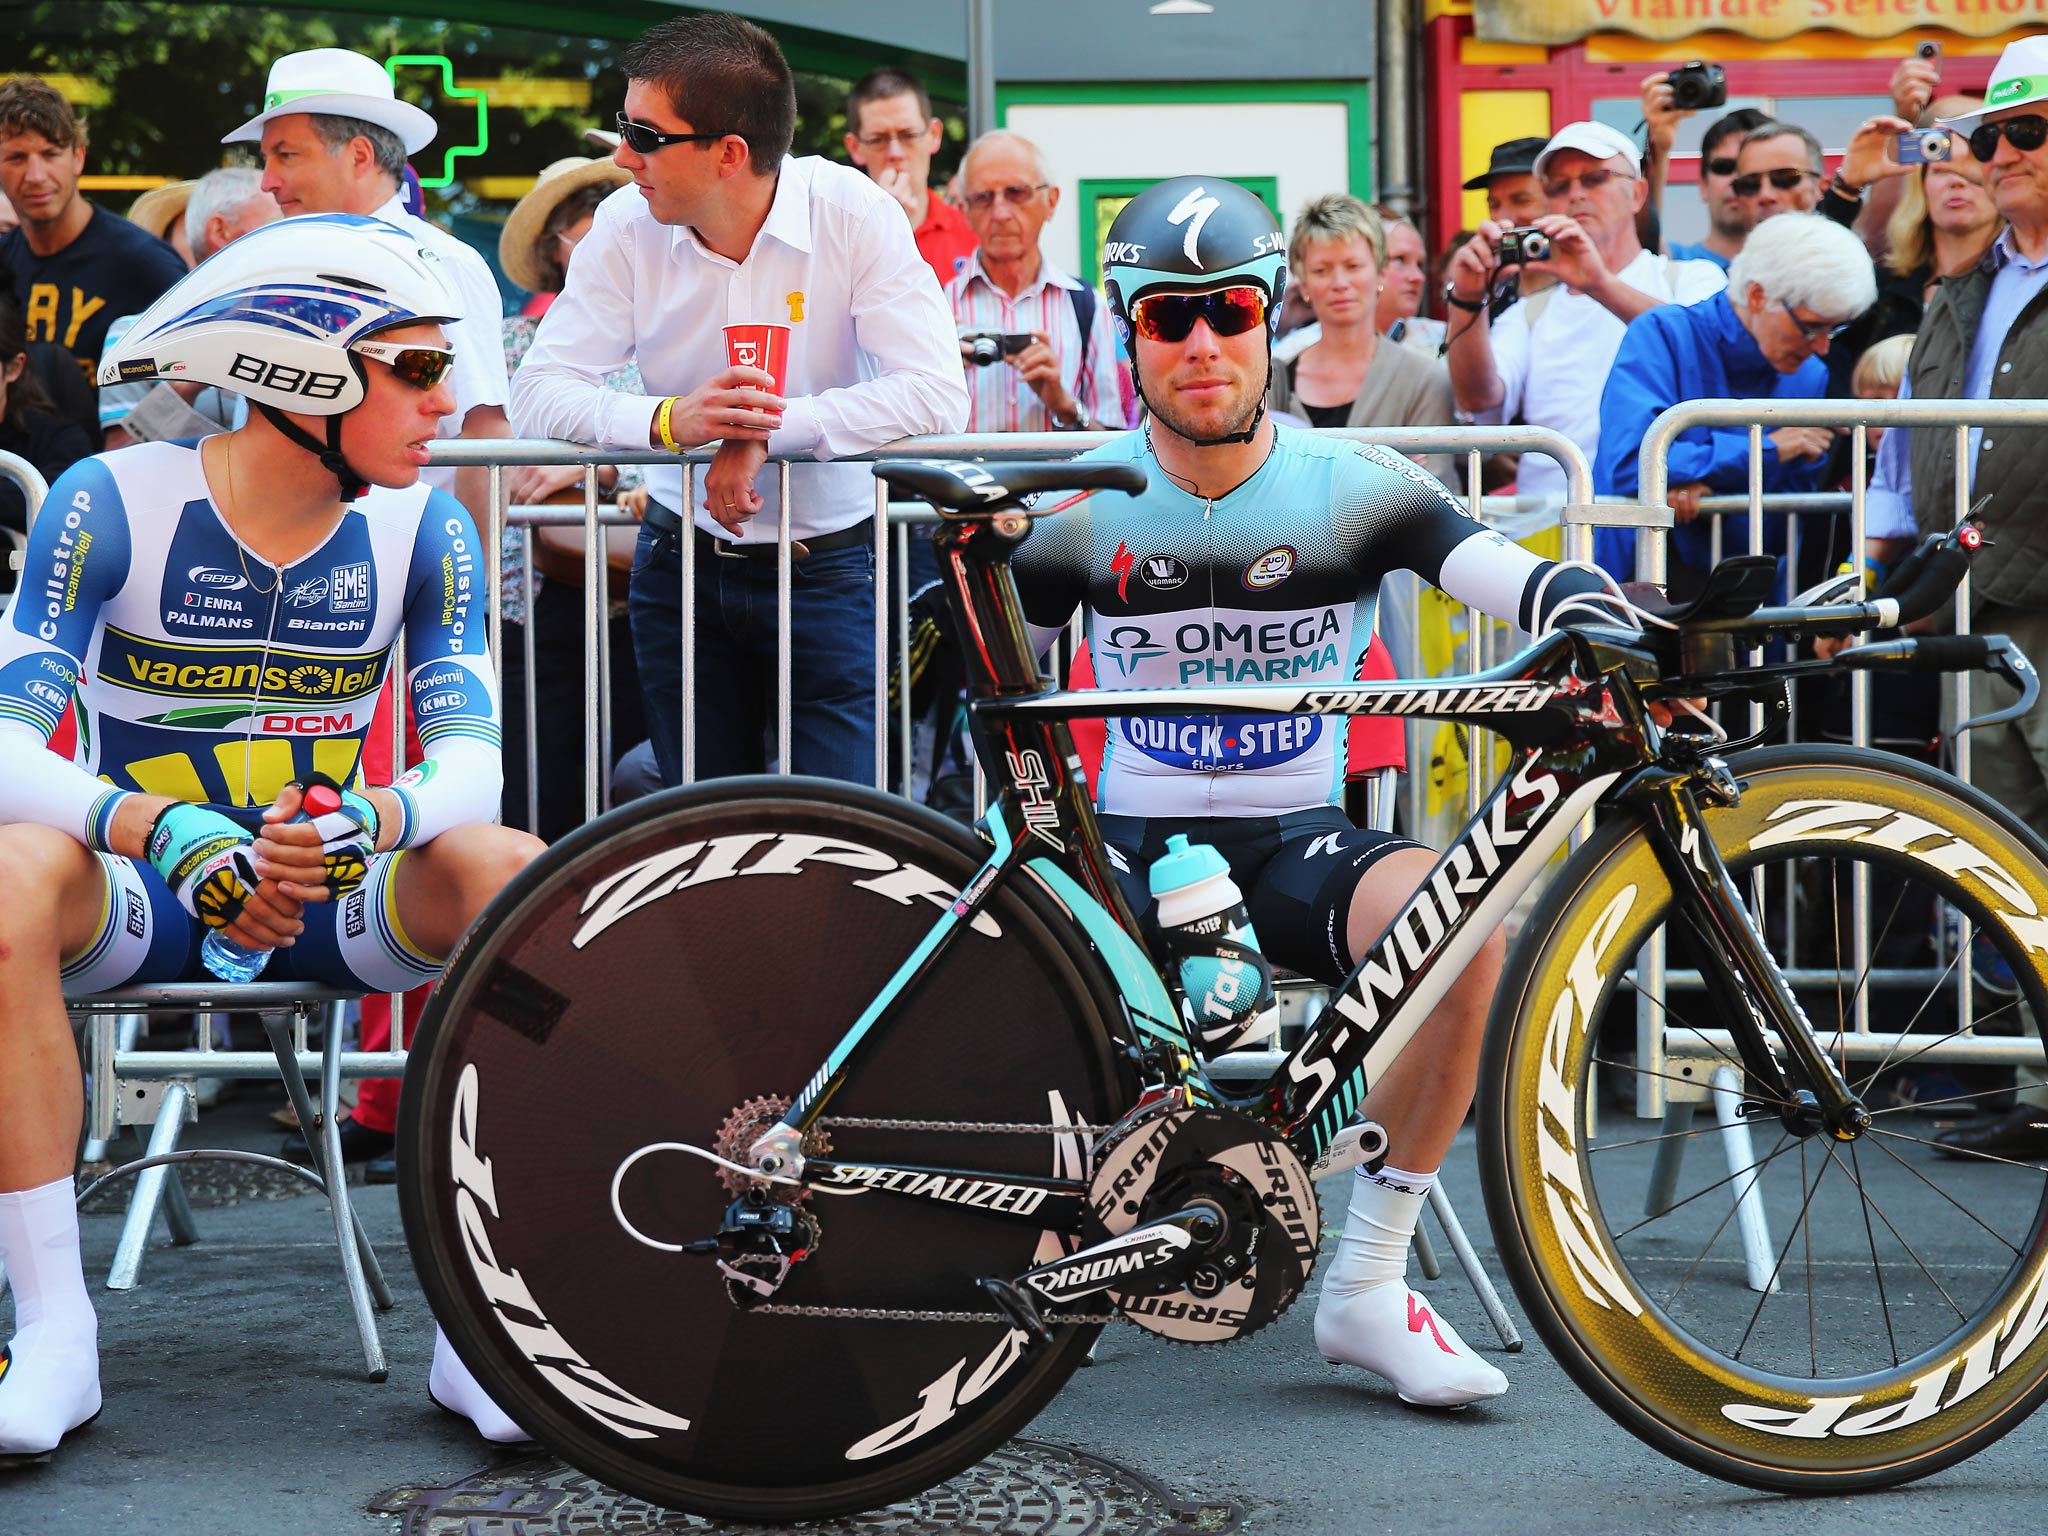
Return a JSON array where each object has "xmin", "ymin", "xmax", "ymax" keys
[
  {"xmin": 0, "ymin": 217, "xmax": 544, "ymax": 1463},
  {"xmin": 1012, "ymin": 180, "xmax": 1610, "ymax": 1409}
]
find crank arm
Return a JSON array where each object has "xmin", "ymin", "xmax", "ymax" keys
[
  {"xmin": 805, "ymin": 1160, "xmax": 1087, "ymax": 1230},
  {"xmin": 1002, "ymin": 1206, "xmax": 1217, "ymax": 1309},
  {"xmin": 1307, "ymin": 1119, "xmax": 1389, "ymax": 1181}
]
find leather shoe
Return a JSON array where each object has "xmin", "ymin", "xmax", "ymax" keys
[
  {"xmin": 1933, "ymin": 1105, "xmax": 2048, "ymax": 1161},
  {"xmin": 280, "ymin": 1117, "xmax": 394, "ymax": 1167}
]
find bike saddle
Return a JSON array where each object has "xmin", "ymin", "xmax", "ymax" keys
[
  {"xmin": 1621, "ymin": 555, "xmax": 1778, "ymax": 627},
  {"xmin": 873, "ymin": 459, "xmax": 1148, "ymax": 512}
]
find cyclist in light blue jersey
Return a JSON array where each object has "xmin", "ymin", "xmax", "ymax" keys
[
  {"xmin": 1012, "ymin": 179, "xmax": 1611, "ymax": 1409},
  {"xmin": 0, "ymin": 216, "xmax": 544, "ymax": 1463}
]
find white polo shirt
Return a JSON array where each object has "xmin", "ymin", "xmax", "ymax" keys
[
  {"xmin": 1461, "ymin": 246, "xmax": 1726, "ymax": 505},
  {"xmin": 509, "ymin": 155, "xmax": 969, "ymax": 542},
  {"xmin": 370, "ymin": 195, "xmax": 510, "ymax": 494}
]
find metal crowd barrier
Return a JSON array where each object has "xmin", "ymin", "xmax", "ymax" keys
[
  {"xmin": 430, "ymin": 425, "xmax": 1595, "ymax": 831},
  {"xmin": 0, "ymin": 448, "xmax": 49, "ymax": 624},
  {"xmin": 1631, "ymin": 397, "xmax": 2048, "ymax": 1290}
]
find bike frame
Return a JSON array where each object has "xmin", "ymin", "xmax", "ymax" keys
[{"xmin": 767, "ymin": 508, "xmax": 1828, "ymax": 1217}]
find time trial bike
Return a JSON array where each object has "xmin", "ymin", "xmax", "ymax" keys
[{"xmin": 399, "ymin": 457, "xmax": 2048, "ymax": 1518}]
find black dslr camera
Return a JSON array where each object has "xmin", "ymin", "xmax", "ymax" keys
[
  {"xmin": 1496, "ymin": 227, "xmax": 1551, "ymax": 265},
  {"xmin": 1668, "ymin": 61, "xmax": 1728, "ymax": 112}
]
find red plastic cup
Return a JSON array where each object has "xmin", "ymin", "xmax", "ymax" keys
[{"xmin": 723, "ymin": 322, "xmax": 791, "ymax": 397}]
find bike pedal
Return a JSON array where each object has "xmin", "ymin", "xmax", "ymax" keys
[{"xmin": 978, "ymin": 1276, "xmax": 1054, "ymax": 1348}]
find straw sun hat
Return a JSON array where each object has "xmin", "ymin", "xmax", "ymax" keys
[
  {"xmin": 498, "ymin": 156, "xmax": 630, "ymax": 294},
  {"xmin": 127, "ymin": 179, "xmax": 198, "ymax": 243}
]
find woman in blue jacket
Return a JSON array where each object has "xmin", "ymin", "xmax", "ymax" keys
[{"xmin": 1594, "ymin": 213, "xmax": 1877, "ymax": 596}]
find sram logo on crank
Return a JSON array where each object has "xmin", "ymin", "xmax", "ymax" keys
[{"xmin": 1083, "ymin": 1103, "xmax": 1319, "ymax": 1343}]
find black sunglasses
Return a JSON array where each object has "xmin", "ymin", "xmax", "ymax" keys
[
  {"xmin": 1128, "ymin": 285, "xmax": 1269, "ymax": 344},
  {"xmin": 1730, "ymin": 167, "xmax": 1818, "ymax": 197},
  {"xmin": 1969, "ymin": 114, "xmax": 2048, "ymax": 162},
  {"xmin": 1704, "ymin": 156, "xmax": 1739, "ymax": 178},
  {"xmin": 614, "ymin": 112, "xmax": 732, "ymax": 155}
]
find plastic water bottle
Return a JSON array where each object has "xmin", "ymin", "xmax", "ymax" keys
[
  {"xmin": 199, "ymin": 783, "xmax": 343, "ymax": 983},
  {"xmin": 1148, "ymin": 834, "xmax": 1274, "ymax": 1055}
]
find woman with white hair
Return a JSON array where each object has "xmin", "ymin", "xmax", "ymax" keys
[{"xmin": 1592, "ymin": 212, "xmax": 1876, "ymax": 595}]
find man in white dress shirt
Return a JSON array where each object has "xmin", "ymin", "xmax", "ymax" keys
[
  {"xmin": 223, "ymin": 48, "xmax": 511, "ymax": 527},
  {"xmin": 511, "ymin": 12, "xmax": 968, "ymax": 787},
  {"xmin": 1444, "ymin": 121, "xmax": 1726, "ymax": 507}
]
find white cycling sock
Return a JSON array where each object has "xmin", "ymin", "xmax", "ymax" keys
[
  {"xmin": 430, "ymin": 1326, "xmax": 531, "ymax": 1444},
  {"xmin": 1313, "ymin": 1166, "xmax": 1508, "ymax": 1409},
  {"xmin": 0, "ymin": 1178, "xmax": 102, "ymax": 1459}
]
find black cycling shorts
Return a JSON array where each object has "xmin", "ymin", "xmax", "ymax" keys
[{"xmin": 1098, "ymin": 807, "xmax": 1428, "ymax": 986}]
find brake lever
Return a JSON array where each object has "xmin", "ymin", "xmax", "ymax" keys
[{"xmin": 1957, "ymin": 635, "xmax": 2040, "ymax": 735}]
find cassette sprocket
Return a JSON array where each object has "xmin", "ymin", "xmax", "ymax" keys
[{"xmin": 714, "ymin": 1095, "xmax": 831, "ymax": 1201}]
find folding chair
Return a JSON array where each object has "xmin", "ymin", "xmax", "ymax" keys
[
  {"xmin": 70, "ymin": 982, "xmax": 398, "ymax": 1380},
  {"xmin": 1069, "ymin": 635, "xmax": 1521, "ymax": 1350}
]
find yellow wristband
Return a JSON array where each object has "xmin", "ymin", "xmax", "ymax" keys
[{"xmin": 655, "ymin": 396, "xmax": 680, "ymax": 453}]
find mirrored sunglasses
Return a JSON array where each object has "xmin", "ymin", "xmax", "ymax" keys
[
  {"xmin": 352, "ymin": 339, "xmax": 456, "ymax": 390},
  {"xmin": 1129, "ymin": 285, "xmax": 1269, "ymax": 344}
]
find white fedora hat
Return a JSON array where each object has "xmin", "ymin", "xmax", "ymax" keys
[
  {"xmin": 1940, "ymin": 36, "xmax": 2048, "ymax": 138},
  {"xmin": 223, "ymin": 48, "xmax": 438, "ymax": 155}
]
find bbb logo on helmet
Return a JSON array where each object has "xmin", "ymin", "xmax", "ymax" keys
[{"xmin": 228, "ymin": 353, "xmax": 348, "ymax": 401}]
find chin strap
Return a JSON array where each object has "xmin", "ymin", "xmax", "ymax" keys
[
  {"xmin": 255, "ymin": 405, "xmax": 371, "ymax": 501},
  {"xmin": 1130, "ymin": 355, "xmax": 1271, "ymax": 448}
]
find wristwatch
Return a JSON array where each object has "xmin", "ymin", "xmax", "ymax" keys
[{"xmin": 1828, "ymin": 171, "xmax": 1865, "ymax": 203}]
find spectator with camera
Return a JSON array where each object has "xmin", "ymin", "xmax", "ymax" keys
[
  {"xmin": 1639, "ymin": 68, "xmax": 1771, "ymax": 269},
  {"xmin": 1859, "ymin": 40, "xmax": 2048, "ymax": 1166},
  {"xmin": 945, "ymin": 131, "xmax": 1126, "ymax": 433},
  {"xmin": 1445, "ymin": 121, "xmax": 1725, "ymax": 506},
  {"xmin": 843, "ymin": 67, "xmax": 976, "ymax": 289},
  {"xmin": 1592, "ymin": 214, "xmax": 1874, "ymax": 592},
  {"xmin": 1266, "ymin": 194, "xmax": 1453, "ymax": 481}
]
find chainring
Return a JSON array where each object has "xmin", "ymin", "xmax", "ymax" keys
[
  {"xmin": 714, "ymin": 1095, "xmax": 831, "ymax": 1201},
  {"xmin": 1082, "ymin": 1102, "xmax": 1320, "ymax": 1344}
]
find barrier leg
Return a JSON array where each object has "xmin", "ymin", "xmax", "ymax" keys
[
  {"xmin": 1644, "ymin": 1100, "xmax": 1694, "ymax": 1218},
  {"xmin": 1711, "ymin": 1066, "xmax": 1779, "ymax": 1294},
  {"xmin": 1427, "ymin": 1183, "xmax": 1523, "ymax": 1351},
  {"xmin": 106, "ymin": 1082, "xmax": 192, "ymax": 1291},
  {"xmin": 1412, "ymin": 1220, "xmax": 1442, "ymax": 1281},
  {"xmin": 161, "ymin": 1165, "xmax": 200, "ymax": 1246},
  {"xmin": 82, "ymin": 1013, "xmax": 144, "ymax": 1165}
]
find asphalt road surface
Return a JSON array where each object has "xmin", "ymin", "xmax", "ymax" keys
[{"xmin": 5, "ymin": 1094, "xmax": 2045, "ymax": 1535}]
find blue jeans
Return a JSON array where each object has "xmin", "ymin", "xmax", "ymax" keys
[{"xmin": 629, "ymin": 519, "xmax": 878, "ymax": 786}]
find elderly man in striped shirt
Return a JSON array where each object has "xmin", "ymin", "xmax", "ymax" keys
[{"xmin": 945, "ymin": 131, "xmax": 1131, "ymax": 434}]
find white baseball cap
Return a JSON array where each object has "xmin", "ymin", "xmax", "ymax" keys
[
  {"xmin": 1940, "ymin": 36, "xmax": 2048, "ymax": 137},
  {"xmin": 1533, "ymin": 121, "xmax": 1645, "ymax": 182},
  {"xmin": 223, "ymin": 48, "xmax": 438, "ymax": 155}
]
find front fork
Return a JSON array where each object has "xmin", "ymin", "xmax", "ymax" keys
[{"xmin": 1634, "ymin": 759, "xmax": 1872, "ymax": 1142}]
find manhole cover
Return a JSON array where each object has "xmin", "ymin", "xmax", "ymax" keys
[
  {"xmin": 368, "ymin": 1440, "xmax": 1241, "ymax": 1535},
  {"xmin": 77, "ymin": 1156, "xmax": 310, "ymax": 1213}
]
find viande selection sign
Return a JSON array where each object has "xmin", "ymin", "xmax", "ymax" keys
[{"xmin": 1477, "ymin": 0, "xmax": 2048, "ymax": 44}]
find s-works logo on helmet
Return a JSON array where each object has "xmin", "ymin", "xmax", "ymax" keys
[
  {"xmin": 228, "ymin": 354, "xmax": 349, "ymax": 400},
  {"xmin": 1166, "ymin": 186, "xmax": 1219, "ymax": 262}
]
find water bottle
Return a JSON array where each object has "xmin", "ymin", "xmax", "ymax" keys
[
  {"xmin": 1149, "ymin": 834, "xmax": 1274, "ymax": 1055},
  {"xmin": 199, "ymin": 783, "xmax": 343, "ymax": 983}
]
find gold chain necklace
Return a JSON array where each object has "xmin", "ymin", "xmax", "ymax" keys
[{"xmin": 215, "ymin": 433, "xmax": 280, "ymax": 596}]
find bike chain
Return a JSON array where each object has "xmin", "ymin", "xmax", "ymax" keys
[
  {"xmin": 756, "ymin": 1303, "xmax": 1125, "ymax": 1325},
  {"xmin": 816, "ymin": 1116, "xmax": 1116, "ymax": 1135},
  {"xmin": 771, "ymin": 1115, "xmax": 1124, "ymax": 1323}
]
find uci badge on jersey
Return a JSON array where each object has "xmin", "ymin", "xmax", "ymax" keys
[{"xmin": 1243, "ymin": 547, "xmax": 1295, "ymax": 591}]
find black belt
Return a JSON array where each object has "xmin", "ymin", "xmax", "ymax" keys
[{"xmin": 641, "ymin": 498, "xmax": 872, "ymax": 562}]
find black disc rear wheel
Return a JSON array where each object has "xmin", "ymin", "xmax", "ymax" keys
[{"xmin": 400, "ymin": 778, "xmax": 1134, "ymax": 1519}]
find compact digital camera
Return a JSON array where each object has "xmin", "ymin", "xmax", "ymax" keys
[
  {"xmin": 1496, "ymin": 227, "xmax": 1551, "ymax": 265},
  {"xmin": 961, "ymin": 332, "xmax": 1033, "ymax": 367},
  {"xmin": 1897, "ymin": 129, "xmax": 1953, "ymax": 166}
]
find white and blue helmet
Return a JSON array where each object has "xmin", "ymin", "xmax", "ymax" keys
[
  {"xmin": 99, "ymin": 212, "xmax": 462, "ymax": 415},
  {"xmin": 100, "ymin": 213, "xmax": 462, "ymax": 498}
]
